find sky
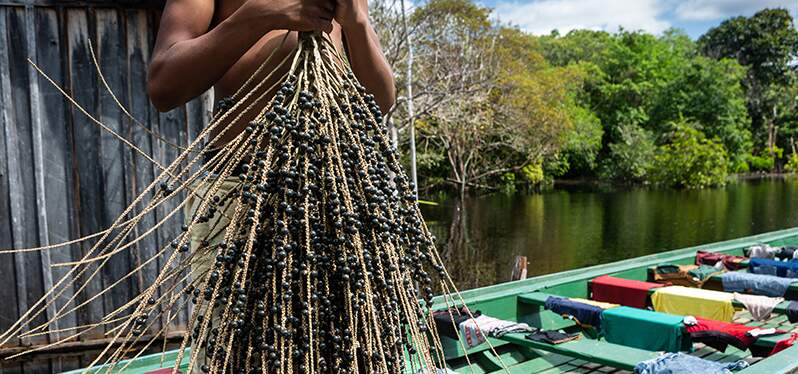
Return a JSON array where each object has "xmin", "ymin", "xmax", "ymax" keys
[{"xmin": 478, "ymin": 0, "xmax": 798, "ymax": 39}]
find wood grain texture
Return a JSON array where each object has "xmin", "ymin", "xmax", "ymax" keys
[{"xmin": 0, "ymin": 1, "xmax": 209, "ymax": 356}]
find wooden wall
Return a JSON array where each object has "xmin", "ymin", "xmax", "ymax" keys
[{"xmin": 0, "ymin": 1, "xmax": 210, "ymax": 370}]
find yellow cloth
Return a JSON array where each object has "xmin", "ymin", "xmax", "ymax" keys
[
  {"xmin": 651, "ymin": 286, "xmax": 736, "ymax": 322},
  {"xmin": 571, "ymin": 298, "xmax": 619, "ymax": 310}
]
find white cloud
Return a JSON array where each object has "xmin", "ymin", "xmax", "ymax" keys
[
  {"xmin": 674, "ymin": 0, "xmax": 798, "ymax": 21},
  {"xmin": 492, "ymin": 0, "xmax": 671, "ymax": 35}
]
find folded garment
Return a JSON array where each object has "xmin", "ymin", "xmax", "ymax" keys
[
  {"xmin": 733, "ymin": 293, "xmax": 784, "ymax": 321},
  {"xmin": 748, "ymin": 258, "xmax": 798, "ymax": 278},
  {"xmin": 695, "ymin": 250, "xmax": 747, "ymax": 270},
  {"xmin": 526, "ymin": 330, "xmax": 580, "ymax": 345},
  {"xmin": 634, "ymin": 352, "xmax": 749, "ymax": 374},
  {"xmin": 458, "ymin": 315, "xmax": 535, "ymax": 347},
  {"xmin": 432, "ymin": 307, "xmax": 478, "ymax": 339},
  {"xmin": 771, "ymin": 333, "xmax": 798, "ymax": 356},
  {"xmin": 787, "ymin": 301, "xmax": 798, "ymax": 323},
  {"xmin": 684, "ymin": 317, "xmax": 759, "ymax": 353},
  {"xmin": 688, "ymin": 265, "xmax": 725, "ymax": 282},
  {"xmin": 721, "ymin": 272, "xmax": 793, "ymax": 297},
  {"xmin": 602, "ymin": 306, "xmax": 688, "ymax": 353},
  {"xmin": 570, "ymin": 298, "xmax": 619, "ymax": 309},
  {"xmin": 777, "ymin": 246, "xmax": 797, "ymax": 261},
  {"xmin": 656, "ymin": 263, "xmax": 682, "ymax": 274},
  {"xmin": 651, "ymin": 286, "xmax": 736, "ymax": 322},
  {"xmin": 746, "ymin": 244, "xmax": 779, "ymax": 259},
  {"xmin": 591, "ymin": 275, "xmax": 665, "ymax": 309},
  {"xmin": 545, "ymin": 296, "xmax": 605, "ymax": 328},
  {"xmin": 653, "ymin": 264, "xmax": 715, "ymax": 288}
]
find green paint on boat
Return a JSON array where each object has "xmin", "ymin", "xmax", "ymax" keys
[{"xmin": 64, "ymin": 227, "xmax": 798, "ymax": 373}]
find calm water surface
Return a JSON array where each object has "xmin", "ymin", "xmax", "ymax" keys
[{"xmin": 421, "ymin": 177, "xmax": 798, "ymax": 289}]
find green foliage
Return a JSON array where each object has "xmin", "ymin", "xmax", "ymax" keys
[
  {"xmin": 521, "ymin": 162, "xmax": 545, "ymax": 184},
  {"xmin": 599, "ymin": 124, "xmax": 656, "ymax": 183},
  {"xmin": 785, "ymin": 153, "xmax": 798, "ymax": 173},
  {"xmin": 699, "ymin": 8, "xmax": 798, "ymax": 150},
  {"xmin": 650, "ymin": 123, "xmax": 729, "ymax": 188},
  {"xmin": 376, "ymin": 0, "xmax": 798, "ymax": 193},
  {"xmin": 746, "ymin": 147, "xmax": 783, "ymax": 172}
]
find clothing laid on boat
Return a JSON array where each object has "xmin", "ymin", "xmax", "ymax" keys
[
  {"xmin": 786, "ymin": 301, "xmax": 798, "ymax": 323},
  {"xmin": 457, "ymin": 315, "xmax": 535, "ymax": 347},
  {"xmin": 683, "ymin": 317, "xmax": 765, "ymax": 353},
  {"xmin": 653, "ymin": 264, "xmax": 719, "ymax": 288},
  {"xmin": 590, "ymin": 275, "xmax": 664, "ymax": 309},
  {"xmin": 771, "ymin": 333, "xmax": 798, "ymax": 355},
  {"xmin": 601, "ymin": 307, "xmax": 688, "ymax": 353},
  {"xmin": 748, "ymin": 258, "xmax": 798, "ymax": 278},
  {"xmin": 432, "ymin": 307, "xmax": 478, "ymax": 339},
  {"xmin": 525, "ymin": 330, "xmax": 580, "ymax": 345},
  {"xmin": 651, "ymin": 286, "xmax": 735, "ymax": 322},
  {"xmin": 732, "ymin": 293, "xmax": 784, "ymax": 321},
  {"xmin": 545, "ymin": 296, "xmax": 605, "ymax": 328},
  {"xmin": 569, "ymin": 298, "xmax": 619, "ymax": 309},
  {"xmin": 695, "ymin": 250, "xmax": 746, "ymax": 270},
  {"xmin": 721, "ymin": 271, "xmax": 793, "ymax": 297},
  {"xmin": 633, "ymin": 352, "xmax": 749, "ymax": 374},
  {"xmin": 746, "ymin": 244, "xmax": 779, "ymax": 259}
]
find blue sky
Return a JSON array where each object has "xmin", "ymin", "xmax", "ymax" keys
[{"xmin": 476, "ymin": 0, "xmax": 798, "ymax": 39}]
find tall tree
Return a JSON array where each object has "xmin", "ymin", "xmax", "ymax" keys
[{"xmin": 699, "ymin": 8, "xmax": 798, "ymax": 151}]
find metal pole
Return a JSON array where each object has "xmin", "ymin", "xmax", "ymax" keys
[{"xmin": 400, "ymin": 0, "xmax": 418, "ymax": 197}]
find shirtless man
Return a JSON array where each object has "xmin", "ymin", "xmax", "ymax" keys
[
  {"xmin": 146, "ymin": 2, "xmax": 395, "ymax": 371},
  {"xmin": 147, "ymin": 0, "xmax": 395, "ymax": 137}
]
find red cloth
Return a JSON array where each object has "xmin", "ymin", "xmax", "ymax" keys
[
  {"xmin": 771, "ymin": 333, "xmax": 798, "ymax": 356},
  {"xmin": 590, "ymin": 275, "xmax": 664, "ymax": 309},
  {"xmin": 695, "ymin": 250, "xmax": 747, "ymax": 270},
  {"xmin": 685, "ymin": 317, "xmax": 758, "ymax": 351}
]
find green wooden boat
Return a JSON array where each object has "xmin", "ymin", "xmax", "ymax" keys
[{"xmin": 64, "ymin": 228, "xmax": 798, "ymax": 373}]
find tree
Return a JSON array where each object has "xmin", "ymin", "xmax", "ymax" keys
[
  {"xmin": 699, "ymin": 8, "xmax": 798, "ymax": 152},
  {"xmin": 650, "ymin": 122, "xmax": 729, "ymax": 188}
]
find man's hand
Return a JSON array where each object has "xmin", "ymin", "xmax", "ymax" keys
[
  {"xmin": 334, "ymin": 0, "xmax": 369, "ymax": 30},
  {"xmin": 244, "ymin": 0, "xmax": 336, "ymax": 33}
]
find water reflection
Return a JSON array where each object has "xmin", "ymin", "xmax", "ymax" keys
[{"xmin": 422, "ymin": 177, "xmax": 798, "ymax": 289}]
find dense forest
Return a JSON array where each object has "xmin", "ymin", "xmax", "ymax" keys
[{"xmin": 371, "ymin": 0, "xmax": 798, "ymax": 192}]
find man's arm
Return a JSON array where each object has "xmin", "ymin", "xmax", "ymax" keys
[
  {"xmin": 336, "ymin": 0, "xmax": 396, "ymax": 113},
  {"xmin": 148, "ymin": 0, "xmax": 335, "ymax": 112}
]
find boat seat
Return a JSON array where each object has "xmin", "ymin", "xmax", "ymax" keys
[
  {"xmin": 518, "ymin": 292, "xmax": 792, "ymax": 350},
  {"xmin": 496, "ymin": 332, "xmax": 659, "ymax": 371},
  {"xmin": 646, "ymin": 266, "xmax": 798, "ymax": 300},
  {"xmin": 645, "ymin": 287, "xmax": 793, "ymax": 314}
]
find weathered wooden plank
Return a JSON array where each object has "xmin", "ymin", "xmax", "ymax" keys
[
  {"xmin": 5, "ymin": 5, "xmax": 49, "ymax": 345},
  {"xmin": 95, "ymin": 7, "xmax": 134, "ymax": 332},
  {"xmin": 33, "ymin": 5, "xmax": 79, "ymax": 340},
  {"xmin": 0, "ymin": 6, "xmax": 21, "ymax": 347},
  {"xmin": 22, "ymin": 3, "xmax": 64, "ymax": 344},
  {"xmin": 126, "ymin": 7, "xmax": 163, "ymax": 333},
  {"xmin": 65, "ymin": 7, "xmax": 106, "ymax": 339}
]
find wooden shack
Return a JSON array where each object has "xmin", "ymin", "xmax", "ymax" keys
[{"xmin": 0, "ymin": 0, "xmax": 210, "ymax": 371}]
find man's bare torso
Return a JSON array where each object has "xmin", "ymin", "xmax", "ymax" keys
[{"xmin": 208, "ymin": 0, "xmax": 343, "ymax": 143}]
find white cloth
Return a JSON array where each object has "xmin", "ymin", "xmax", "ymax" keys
[
  {"xmin": 733, "ymin": 292, "xmax": 784, "ymax": 321},
  {"xmin": 458, "ymin": 315, "xmax": 534, "ymax": 348},
  {"xmin": 748, "ymin": 244, "xmax": 779, "ymax": 259},
  {"xmin": 748, "ymin": 328, "xmax": 779, "ymax": 337},
  {"xmin": 683, "ymin": 316, "xmax": 698, "ymax": 326}
]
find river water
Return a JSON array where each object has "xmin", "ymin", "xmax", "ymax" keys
[{"xmin": 421, "ymin": 177, "xmax": 798, "ymax": 289}]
